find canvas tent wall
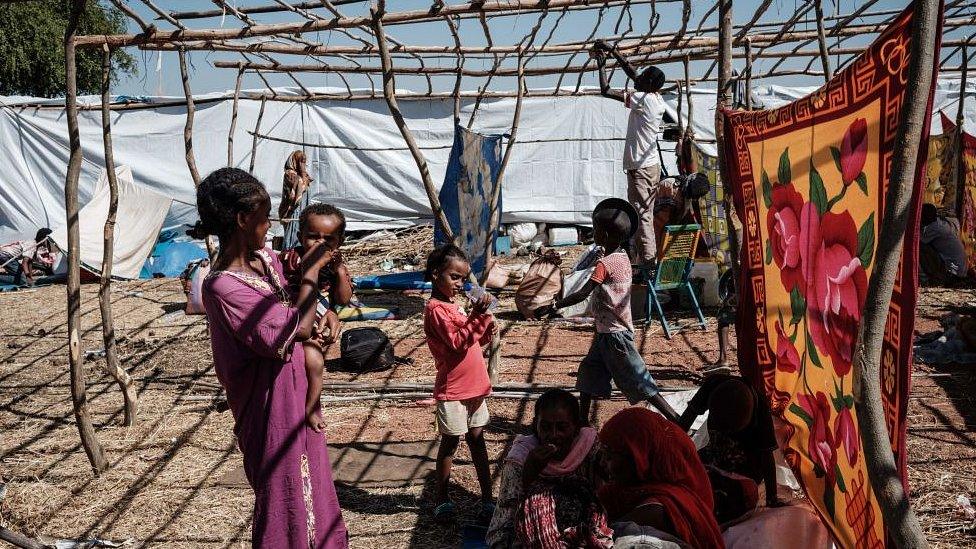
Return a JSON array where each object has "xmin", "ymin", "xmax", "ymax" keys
[
  {"xmin": 0, "ymin": 89, "xmax": 665, "ymax": 244},
  {"xmin": 49, "ymin": 165, "xmax": 172, "ymax": 280},
  {"xmin": 2, "ymin": 77, "xmax": 972, "ymax": 244}
]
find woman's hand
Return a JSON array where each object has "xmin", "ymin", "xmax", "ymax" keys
[
  {"xmin": 527, "ymin": 443, "xmax": 557, "ymax": 466},
  {"xmin": 522, "ymin": 443, "xmax": 558, "ymax": 488}
]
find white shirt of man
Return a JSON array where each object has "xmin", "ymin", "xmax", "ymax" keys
[
  {"xmin": 921, "ymin": 216, "xmax": 967, "ymax": 276},
  {"xmin": 623, "ymin": 91, "xmax": 666, "ymax": 171}
]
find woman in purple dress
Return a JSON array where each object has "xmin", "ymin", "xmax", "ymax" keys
[{"xmin": 193, "ymin": 168, "xmax": 348, "ymax": 548}]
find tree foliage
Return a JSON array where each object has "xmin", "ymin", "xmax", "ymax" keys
[{"xmin": 0, "ymin": 1, "xmax": 137, "ymax": 98}]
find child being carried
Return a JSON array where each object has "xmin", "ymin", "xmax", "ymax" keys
[{"xmin": 280, "ymin": 204, "xmax": 354, "ymax": 431}]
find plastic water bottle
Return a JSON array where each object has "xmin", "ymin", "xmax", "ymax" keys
[{"xmin": 466, "ymin": 284, "xmax": 499, "ymax": 312}]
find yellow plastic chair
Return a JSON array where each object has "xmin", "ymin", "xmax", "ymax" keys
[{"xmin": 646, "ymin": 224, "xmax": 707, "ymax": 338}]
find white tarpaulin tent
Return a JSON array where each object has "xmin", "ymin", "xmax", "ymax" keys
[
  {"xmin": 2, "ymin": 77, "xmax": 972, "ymax": 244},
  {"xmin": 50, "ymin": 165, "xmax": 172, "ymax": 279},
  {"xmin": 0, "ymin": 88, "xmax": 661, "ymax": 244}
]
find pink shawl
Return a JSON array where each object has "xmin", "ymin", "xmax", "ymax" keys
[{"xmin": 506, "ymin": 427, "xmax": 598, "ymax": 476}]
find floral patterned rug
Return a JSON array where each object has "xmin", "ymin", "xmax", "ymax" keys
[{"xmin": 722, "ymin": 2, "xmax": 942, "ymax": 546}]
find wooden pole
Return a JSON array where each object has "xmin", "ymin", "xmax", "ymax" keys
[
  {"xmin": 178, "ymin": 49, "xmax": 201, "ymax": 186},
  {"xmin": 248, "ymin": 97, "xmax": 267, "ymax": 175},
  {"xmin": 484, "ymin": 57, "xmax": 524, "ymax": 282},
  {"xmin": 162, "ymin": 33, "xmax": 975, "ymax": 64},
  {"xmin": 444, "ymin": 14, "xmax": 464, "ymax": 127},
  {"xmin": 228, "ymin": 64, "xmax": 244, "ymax": 167},
  {"xmin": 138, "ymin": 6, "xmax": 937, "ymax": 57},
  {"xmin": 744, "ymin": 38, "xmax": 753, "ymax": 110},
  {"xmin": 178, "ymin": 48, "xmax": 217, "ymax": 257},
  {"xmin": 82, "ymin": 0, "xmax": 969, "ymax": 50},
  {"xmin": 484, "ymin": 57, "xmax": 526, "ymax": 385},
  {"xmin": 99, "ymin": 46, "xmax": 138, "ymax": 427},
  {"xmin": 372, "ymin": 3, "xmax": 456, "ymax": 242},
  {"xmin": 676, "ymin": 80, "xmax": 684, "ymax": 134},
  {"xmin": 954, "ymin": 41, "xmax": 969, "ymax": 220},
  {"xmin": 76, "ymin": 0, "xmax": 659, "ymax": 48},
  {"xmin": 167, "ymin": 0, "xmax": 366, "ymax": 20},
  {"xmin": 108, "ymin": 0, "xmax": 155, "ymax": 33},
  {"xmin": 0, "ymin": 526, "xmax": 48, "ymax": 549},
  {"xmin": 684, "ymin": 55, "xmax": 693, "ymax": 133},
  {"xmin": 64, "ymin": 0, "xmax": 109, "ymax": 475},
  {"xmin": 716, "ymin": 0, "xmax": 741, "ymax": 279},
  {"xmin": 851, "ymin": 0, "xmax": 939, "ymax": 545},
  {"xmin": 814, "ymin": 0, "xmax": 833, "ymax": 82}
]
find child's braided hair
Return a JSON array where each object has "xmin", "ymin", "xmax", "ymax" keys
[
  {"xmin": 190, "ymin": 168, "xmax": 269, "ymax": 241},
  {"xmin": 424, "ymin": 243, "xmax": 468, "ymax": 281}
]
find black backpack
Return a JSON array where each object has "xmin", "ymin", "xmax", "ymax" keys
[{"xmin": 339, "ymin": 327, "xmax": 403, "ymax": 373}]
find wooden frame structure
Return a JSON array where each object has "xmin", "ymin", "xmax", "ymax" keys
[{"xmin": 20, "ymin": 0, "xmax": 963, "ymax": 544}]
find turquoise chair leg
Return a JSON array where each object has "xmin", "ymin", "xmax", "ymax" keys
[
  {"xmin": 685, "ymin": 281, "xmax": 707, "ymax": 329},
  {"xmin": 643, "ymin": 276, "xmax": 652, "ymax": 326},
  {"xmin": 650, "ymin": 287, "xmax": 672, "ymax": 339}
]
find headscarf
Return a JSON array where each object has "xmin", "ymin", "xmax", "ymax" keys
[
  {"xmin": 597, "ymin": 407, "xmax": 725, "ymax": 549},
  {"xmin": 279, "ymin": 150, "xmax": 311, "ymax": 219},
  {"xmin": 638, "ymin": 66, "xmax": 666, "ymax": 92}
]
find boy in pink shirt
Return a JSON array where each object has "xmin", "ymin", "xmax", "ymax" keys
[{"xmin": 423, "ymin": 244, "xmax": 496, "ymax": 522}]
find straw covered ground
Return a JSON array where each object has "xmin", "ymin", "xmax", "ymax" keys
[{"xmin": 1, "ymin": 241, "xmax": 974, "ymax": 547}]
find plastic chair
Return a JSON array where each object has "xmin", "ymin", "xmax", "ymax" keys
[{"xmin": 645, "ymin": 223, "xmax": 707, "ymax": 338}]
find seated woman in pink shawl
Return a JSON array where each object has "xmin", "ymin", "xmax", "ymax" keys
[
  {"xmin": 194, "ymin": 168, "xmax": 348, "ymax": 548},
  {"xmin": 487, "ymin": 389, "xmax": 612, "ymax": 548}
]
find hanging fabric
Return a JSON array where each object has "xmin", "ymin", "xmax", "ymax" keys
[
  {"xmin": 723, "ymin": 4, "xmax": 940, "ymax": 547},
  {"xmin": 941, "ymin": 112, "xmax": 976, "ymax": 275},
  {"xmin": 435, "ymin": 126, "xmax": 504, "ymax": 280}
]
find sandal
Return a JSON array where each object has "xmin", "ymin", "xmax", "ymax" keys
[{"xmin": 433, "ymin": 501, "xmax": 457, "ymax": 522}]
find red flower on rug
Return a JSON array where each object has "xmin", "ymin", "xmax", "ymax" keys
[
  {"xmin": 840, "ymin": 118, "xmax": 868, "ymax": 185},
  {"xmin": 806, "ymin": 211, "xmax": 867, "ymax": 376},
  {"xmin": 775, "ymin": 321, "xmax": 800, "ymax": 373},
  {"xmin": 767, "ymin": 183, "xmax": 807, "ymax": 292},
  {"xmin": 834, "ymin": 406, "xmax": 859, "ymax": 466},
  {"xmin": 798, "ymin": 391, "xmax": 837, "ymax": 486}
]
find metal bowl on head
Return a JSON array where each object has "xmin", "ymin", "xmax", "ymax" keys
[{"xmin": 592, "ymin": 197, "xmax": 639, "ymax": 240}]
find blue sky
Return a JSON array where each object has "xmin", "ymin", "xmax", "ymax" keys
[{"xmin": 109, "ymin": 0, "xmax": 953, "ymax": 98}]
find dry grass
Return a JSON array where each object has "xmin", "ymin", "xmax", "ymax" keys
[{"xmin": 0, "ymin": 273, "xmax": 973, "ymax": 547}]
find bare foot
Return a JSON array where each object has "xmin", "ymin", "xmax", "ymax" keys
[{"xmin": 306, "ymin": 410, "xmax": 326, "ymax": 432}]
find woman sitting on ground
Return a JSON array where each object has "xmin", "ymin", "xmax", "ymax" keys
[
  {"xmin": 599, "ymin": 407, "xmax": 725, "ymax": 549},
  {"xmin": 487, "ymin": 389, "xmax": 612, "ymax": 548}
]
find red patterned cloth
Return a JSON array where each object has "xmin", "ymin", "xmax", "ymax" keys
[
  {"xmin": 515, "ymin": 486, "xmax": 613, "ymax": 549},
  {"xmin": 722, "ymin": 3, "xmax": 940, "ymax": 546},
  {"xmin": 940, "ymin": 112, "xmax": 976, "ymax": 276},
  {"xmin": 597, "ymin": 407, "xmax": 724, "ymax": 549}
]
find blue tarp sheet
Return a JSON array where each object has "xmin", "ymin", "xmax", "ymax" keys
[
  {"xmin": 434, "ymin": 126, "xmax": 504, "ymax": 279},
  {"xmin": 140, "ymin": 231, "xmax": 207, "ymax": 279},
  {"xmin": 353, "ymin": 271, "xmax": 472, "ymax": 292}
]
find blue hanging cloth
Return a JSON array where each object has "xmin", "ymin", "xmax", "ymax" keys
[{"xmin": 434, "ymin": 126, "xmax": 504, "ymax": 280}]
